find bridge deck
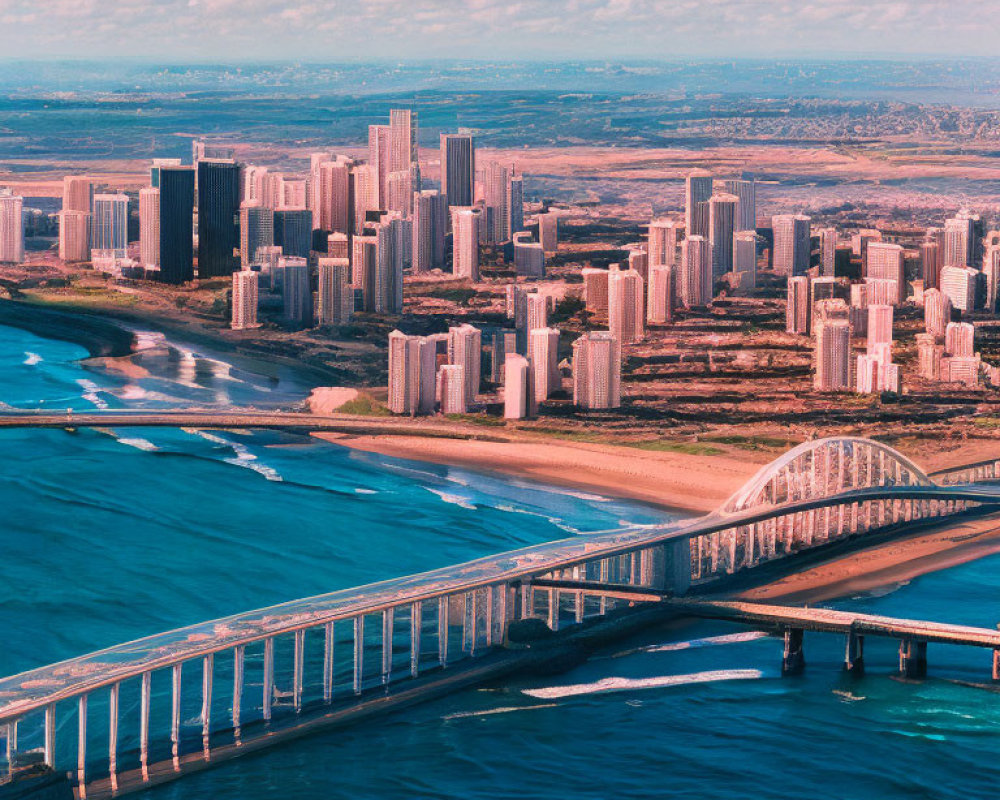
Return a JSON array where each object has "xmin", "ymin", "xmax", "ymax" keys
[{"xmin": 674, "ymin": 600, "xmax": 1000, "ymax": 647}]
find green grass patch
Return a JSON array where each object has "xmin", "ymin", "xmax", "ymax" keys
[
  {"xmin": 701, "ymin": 435, "xmax": 798, "ymax": 451},
  {"xmin": 336, "ymin": 392, "xmax": 391, "ymax": 417},
  {"xmin": 625, "ymin": 440, "xmax": 724, "ymax": 456},
  {"xmin": 973, "ymin": 416, "xmax": 1000, "ymax": 429}
]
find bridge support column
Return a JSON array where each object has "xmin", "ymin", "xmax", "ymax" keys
[
  {"xmin": 844, "ymin": 631, "xmax": 864, "ymax": 675},
  {"xmin": 782, "ymin": 628, "xmax": 805, "ymax": 675},
  {"xmin": 899, "ymin": 639, "xmax": 927, "ymax": 679},
  {"xmin": 992, "ymin": 648, "xmax": 1000, "ymax": 682}
]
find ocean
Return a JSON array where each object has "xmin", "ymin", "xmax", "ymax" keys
[{"xmin": 3, "ymin": 320, "xmax": 1000, "ymax": 800}]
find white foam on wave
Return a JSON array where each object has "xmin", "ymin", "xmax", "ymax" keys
[
  {"xmin": 116, "ymin": 385, "xmax": 148, "ymax": 401},
  {"xmin": 115, "ymin": 437, "xmax": 158, "ymax": 452},
  {"xmin": 76, "ymin": 378, "xmax": 109, "ymax": 410},
  {"xmin": 23, "ymin": 352, "xmax": 41, "ymax": 366},
  {"xmin": 194, "ymin": 430, "xmax": 283, "ymax": 482},
  {"xmin": 522, "ymin": 669, "xmax": 763, "ymax": 700},
  {"xmin": 494, "ymin": 503, "xmax": 581, "ymax": 535},
  {"xmin": 640, "ymin": 631, "xmax": 769, "ymax": 654},
  {"xmin": 424, "ymin": 486, "xmax": 477, "ymax": 511},
  {"xmin": 354, "ymin": 488, "xmax": 378, "ymax": 494},
  {"xmin": 442, "ymin": 703, "xmax": 558, "ymax": 720},
  {"xmin": 505, "ymin": 478, "xmax": 611, "ymax": 503}
]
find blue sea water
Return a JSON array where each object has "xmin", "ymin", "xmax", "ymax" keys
[{"xmin": 4, "ymin": 321, "xmax": 1000, "ymax": 800}]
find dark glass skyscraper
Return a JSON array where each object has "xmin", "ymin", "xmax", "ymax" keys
[
  {"xmin": 440, "ymin": 134, "xmax": 475, "ymax": 208},
  {"xmin": 197, "ymin": 160, "xmax": 240, "ymax": 278},
  {"xmin": 274, "ymin": 209, "xmax": 313, "ymax": 260},
  {"xmin": 157, "ymin": 166, "xmax": 195, "ymax": 285}
]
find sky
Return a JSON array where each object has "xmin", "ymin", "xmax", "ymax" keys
[{"xmin": 0, "ymin": 0, "xmax": 993, "ymax": 61}]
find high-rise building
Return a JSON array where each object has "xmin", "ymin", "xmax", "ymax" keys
[
  {"xmin": 529, "ymin": 327, "xmax": 560, "ymax": 402},
  {"xmin": 583, "ymin": 268, "xmax": 610, "ymax": 314},
  {"xmin": 538, "ymin": 212, "xmax": 558, "ymax": 253},
  {"xmin": 628, "ymin": 249, "xmax": 648, "ymax": 284},
  {"xmin": 608, "ymin": 269, "xmax": 645, "ymax": 344},
  {"xmin": 509, "ymin": 175, "xmax": 524, "ymax": 237},
  {"xmin": 489, "ymin": 329, "xmax": 517, "ymax": 384},
  {"xmin": 447, "ymin": 324, "xmax": 482, "ymax": 406},
  {"xmin": 351, "ymin": 234, "xmax": 377, "ymax": 302},
  {"xmin": 921, "ymin": 239, "xmax": 941, "ymax": 289},
  {"xmin": 647, "ymin": 265, "xmax": 674, "ymax": 324},
  {"xmin": 733, "ymin": 230, "xmax": 757, "ymax": 287},
  {"xmin": 255, "ymin": 246, "xmax": 282, "ymax": 289},
  {"xmin": 451, "ymin": 207, "xmax": 481, "ymax": 281},
  {"xmin": 328, "ymin": 232, "xmax": 349, "ymax": 260},
  {"xmin": 239, "ymin": 203, "xmax": 274, "ymax": 270},
  {"xmin": 786, "ymin": 276, "xmax": 811, "ymax": 335},
  {"xmin": 484, "ymin": 161, "xmax": 512, "ymax": 245},
  {"xmin": 984, "ymin": 245, "xmax": 1000, "ymax": 313},
  {"xmin": 374, "ymin": 215, "xmax": 408, "ymax": 314},
  {"xmin": 708, "ymin": 193, "xmax": 738, "ymax": 278},
  {"xmin": 923, "ymin": 287, "xmax": 952, "ymax": 337},
  {"xmin": 156, "ymin": 166, "xmax": 195, "ymax": 284},
  {"xmin": 819, "ymin": 228, "xmax": 837, "ymax": 277},
  {"xmin": 917, "ymin": 333, "xmax": 944, "ymax": 380},
  {"xmin": 59, "ymin": 209, "xmax": 90, "ymax": 264},
  {"xmin": 772, "ymin": 214, "xmax": 811, "ymax": 276},
  {"xmin": 813, "ymin": 319, "xmax": 851, "ymax": 391},
  {"xmin": 197, "ymin": 160, "xmax": 241, "ymax": 278},
  {"xmin": 387, "ymin": 169, "xmax": 416, "ymax": 218},
  {"xmin": 648, "ymin": 218, "xmax": 678, "ymax": 267},
  {"xmin": 388, "ymin": 330, "xmax": 437, "ymax": 416},
  {"xmin": 685, "ymin": 173, "xmax": 713, "ymax": 239},
  {"xmin": 852, "ymin": 229, "xmax": 882, "ymax": 261},
  {"xmin": 437, "ymin": 365, "xmax": 467, "ymax": 415},
  {"xmin": 314, "ymin": 156, "xmax": 353, "ymax": 234},
  {"xmin": 867, "ymin": 304, "xmax": 894, "ymax": 352},
  {"xmin": 503, "ymin": 354, "xmax": 535, "ymax": 419},
  {"xmin": 138, "ymin": 188, "xmax": 159, "ymax": 269},
  {"xmin": 526, "ymin": 292, "xmax": 549, "ymax": 332},
  {"xmin": 63, "ymin": 176, "xmax": 92, "ymax": 213},
  {"xmin": 512, "ymin": 231, "xmax": 545, "ymax": 278},
  {"xmin": 351, "ymin": 164, "xmax": 380, "ymax": 234},
  {"xmin": 0, "ymin": 190, "xmax": 24, "ymax": 264},
  {"xmin": 943, "ymin": 212, "xmax": 976, "ymax": 267},
  {"xmin": 90, "ymin": 193, "xmax": 128, "ymax": 253},
  {"xmin": 278, "ymin": 256, "xmax": 312, "ymax": 328},
  {"xmin": 150, "ymin": 159, "xmax": 181, "ymax": 190},
  {"xmin": 680, "ymin": 235, "xmax": 712, "ymax": 307},
  {"xmin": 317, "ymin": 257, "xmax": 352, "ymax": 326},
  {"xmin": 274, "ymin": 209, "xmax": 313, "ymax": 260},
  {"xmin": 572, "ymin": 331, "xmax": 621, "ymax": 410},
  {"xmin": 440, "ymin": 133, "xmax": 475, "ymax": 208},
  {"xmin": 411, "ymin": 190, "xmax": 447, "ymax": 273},
  {"xmin": 940, "ymin": 265, "xmax": 978, "ymax": 313},
  {"xmin": 722, "ymin": 178, "xmax": 756, "ymax": 232},
  {"xmin": 945, "ymin": 321, "xmax": 975, "ymax": 357},
  {"xmin": 389, "ymin": 109, "xmax": 417, "ymax": 176},
  {"xmin": 865, "ymin": 243, "xmax": 905, "ymax": 305},
  {"xmin": 368, "ymin": 124, "xmax": 391, "ymax": 209},
  {"xmin": 231, "ymin": 270, "xmax": 259, "ymax": 330}
]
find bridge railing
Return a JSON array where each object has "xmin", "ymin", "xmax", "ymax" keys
[
  {"xmin": 930, "ymin": 459, "xmax": 1000, "ymax": 486},
  {"xmin": 1, "ymin": 484, "xmax": 997, "ymax": 798}
]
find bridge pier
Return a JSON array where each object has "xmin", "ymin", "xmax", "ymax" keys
[
  {"xmin": 844, "ymin": 631, "xmax": 864, "ymax": 675},
  {"xmin": 898, "ymin": 639, "xmax": 927, "ymax": 679},
  {"xmin": 993, "ymin": 648, "xmax": 1000, "ymax": 682},
  {"xmin": 782, "ymin": 627, "xmax": 805, "ymax": 675}
]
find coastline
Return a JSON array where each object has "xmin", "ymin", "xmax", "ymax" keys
[{"xmin": 0, "ymin": 298, "xmax": 135, "ymax": 358}]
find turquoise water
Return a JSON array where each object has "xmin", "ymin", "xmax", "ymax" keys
[{"xmin": 4, "ymin": 322, "xmax": 1000, "ymax": 799}]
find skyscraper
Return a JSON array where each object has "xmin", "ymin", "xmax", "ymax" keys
[
  {"xmin": 940, "ymin": 265, "xmax": 978, "ymax": 313},
  {"xmin": 813, "ymin": 319, "xmax": 851, "ymax": 391},
  {"xmin": 786, "ymin": 276, "xmax": 811, "ymax": 335},
  {"xmin": 138, "ymin": 188, "xmax": 159, "ymax": 269},
  {"xmin": 819, "ymin": 228, "xmax": 837, "ymax": 277},
  {"xmin": 680, "ymin": 235, "xmax": 712, "ymax": 307},
  {"xmin": 437, "ymin": 365, "xmax": 468, "ymax": 415},
  {"xmin": 722, "ymin": 177, "xmax": 756, "ymax": 232},
  {"xmin": 772, "ymin": 214, "xmax": 811, "ymax": 277},
  {"xmin": 368, "ymin": 124, "xmax": 391, "ymax": 209},
  {"xmin": 274, "ymin": 209, "xmax": 313, "ymax": 260},
  {"xmin": 0, "ymin": 190, "xmax": 24, "ymax": 264},
  {"xmin": 157, "ymin": 166, "xmax": 195, "ymax": 285},
  {"xmin": 451, "ymin": 207, "xmax": 481, "ymax": 281},
  {"xmin": 509, "ymin": 175, "xmax": 524, "ymax": 236},
  {"xmin": 278, "ymin": 256, "xmax": 312, "ymax": 328},
  {"xmin": 921, "ymin": 238, "xmax": 942, "ymax": 290},
  {"xmin": 648, "ymin": 218, "xmax": 678, "ymax": 267},
  {"xmin": 708, "ymin": 193, "xmax": 738, "ymax": 278},
  {"xmin": 529, "ymin": 327, "xmax": 561, "ymax": 402},
  {"xmin": 572, "ymin": 331, "xmax": 621, "ymax": 410},
  {"xmin": 943, "ymin": 212, "xmax": 977, "ymax": 267},
  {"xmin": 608, "ymin": 269, "xmax": 645, "ymax": 344},
  {"xmin": 945, "ymin": 321, "xmax": 975, "ymax": 357},
  {"xmin": 90, "ymin": 193, "xmax": 128, "ymax": 253},
  {"xmin": 389, "ymin": 109, "xmax": 418, "ymax": 176},
  {"xmin": 447, "ymin": 324, "xmax": 482, "ymax": 406},
  {"xmin": 412, "ymin": 190, "xmax": 447, "ymax": 272},
  {"xmin": 239, "ymin": 203, "xmax": 274, "ymax": 269},
  {"xmin": 328, "ymin": 232, "xmax": 349, "ymax": 260},
  {"xmin": 923, "ymin": 287, "xmax": 952, "ymax": 337},
  {"xmin": 62, "ymin": 176, "xmax": 92, "ymax": 213},
  {"xmin": 583, "ymin": 268, "xmax": 610, "ymax": 314},
  {"xmin": 526, "ymin": 292, "xmax": 549, "ymax": 332},
  {"xmin": 733, "ymin": 230, "xmax": 757, "ymax": 287},
  {"xmin": 314, "ymin": 156, "xmax": 353, "ymax": 234},
  {"xmin": 865, "ymin": 242, "xmax": 905, "ymax": 305},
  {"xmin": 317, "ymin": 257, "xmax": 352, "ymax": 326},
  {"xmin": 231, "ymin": 270, "xmax": 259, "ymax": 330},
  {"xmin": 440, "ymin": 133, "xmax": 475, "ymax": 208},
  {"xmin": 388, "ymin": 330, "xmax": 436, "ymax": 416},
  {"xmin": 484, "ymin": 161, "xmax": 512, "ymax": 245},
  {"xmin": 196, "ymin": 160, "xmax": 241, "ymax": 278},
  {"xmin": 503, "ymin": 354, "xmax": 535, "ymax": 420},
  {"xmin": 867, "ymin": 304, "xmax": 894, "ymax": 352},
  {"xmin": 647, "ymin": 265, "xmax": 674, "ymax": 324},
  {"xmin": 538, "ymin": 212, "xmax": 558, "ymax": 253},
  {"xmin": 59, "ymin": 210, "xmax": 90, "ymax": 264},
  {"xmin": 150, "ymin": 159, "xmax": 181, "ymax": 190},
  {"xmin": 685, "ymin": 173, "xmax": 713, "ymax": 239},
  {"xmin": 512, "ymin": 231, "xmax": 545, "ymax": 278}
]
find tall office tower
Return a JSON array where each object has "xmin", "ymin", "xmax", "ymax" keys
[
  {"xmin": 59, "ymin": 210, "xmax": 90, "ymax": 263},
  {"xmin": 608, "ymin": 269, "xmax": 645, "ymax": 345},
  {"xmin": 849, "ymin": 282, "xmax": 869, "ymax": 337},
  {"xmin": 943, "ymin": 214, "xmax": 975, "ymax": 267},
  {"xmin": 308, "ymin": 151, "xmax": 334, "ymax": 219},
  {"xmin": 0, "ymin": 190, "xmax": 24, "ymax": 264},
  {"xmin": 138, "ymin": 188, "xmax": 159, "ymax": 269},
  {"xmin": 945, "ymin": 321, "xmax": 975, "ymax": 357},
  {"xmin": 923, "ymin": 288, "xmax": 952, "ymax": 337},
  {"xmin": 314, "ymin": 157, "xmax": 353, "ymax": 234},
  {"xmin": 509, "ymin": 175, "xmax": 524, "ymax": 236},
  {"xmin": 255, "ymin": 246, "xmax": 282, "ymax": 289},
  {"xmin": 526, "ymin": 291, "xmax": 549, "ymax": 332},
  {"xmin": 328, "ymin": 232, "xmax": 349, "ymax": 260},
  {"xmin": 572, "ymin": 331, "xmax": 621, "ymax": 410},
  {"xmin": 818, "ymin": 228, "xmax": 837, "ymax": 277},
  {"xmin": 503, "ymin": 354, "xmax": 535, "ymax": 419},
  {"xmin": 489, "ymin": 329, "xmax": 517, "ymax": 384},
  {"xmin": 274, "ymin": 176, "xmax": 308, "ymax": 210},
  {"xmin": 529, "ymin": 327, "xmax": 561, "ymax": 402},
  {"xmin": 451, "ymin": 207, "xmax": 481, "ymax": 281},
  {"xmin": 374, "ymin": 215, "xmax": 407, "ymax": 314},
  {"xmin": 437, "ymin": 365, "xmax": 468, "ymax": 415},
  {"xmin": 684, "ymin": 173, "xmax": 713, "ymax": 239},
  {"xmin": 447, "ymin": 324, "xmax": 482, "ymax": 406},
  {"xmin": 852, "ymin": 229, "xmax": 882, "ymax": 262},
  {"xmin": 722, "ymin": 177, "xmax": 756, "ymax": 232},
  {"xmin": 582, "ymin": 268, "xmax": 610, "ymax": 314},
  {"xmin": 538, "ymin": 212, "xmax": 558, "ymax": 253},
  {"xmin": 680, "ymin": 235, "xmax": 712, "ymax": 307},
  {"xmin": 197, "ymin": 160, "xmax": 240, "ymax": 278},
  {"xmin": 317, "ymin": 257, "xmax": 352, "ymax": 325},
  {"xmin": 813, "ymin": 319, "xmax": 851, "ymax": 391},
  {"xmin": 867, "ymin": 304, "xmax": 894, "ymax": 352},
  {"xmin": 786, "ymin": 276, "xmax": 811, "ymax": 335},
  {"xmin": 772, "ymin": 214, "xmax": 811, "ymax": 276},
  {"xmin": 150, "ymin": 159, "xmax": 181, "ymax": 190},
  {"xmin": 386, "ymin": 169, "xmax": 416, "ymax": 217},
  {"xmin": 412, "ymin": 190, "xmax": 447, "ymax": 272},
  {"xmin": 90, "ymin": 193, "xmax": 128, "ymax": 253},
  {"xmin": 243, "ymin": 165, "xmax": 269, "ymax": 206},
  {"xmin": 708, "ymin": 193, "xmax": 738, "ymax": 278},
  {"xmin": 231, "ymin": 270, "xmax": 260, "ymax": 330},
  {"xmin": 628, "ymin": 249, "xmax": 648, "ymax": 283},
  {"xmin": 351, "ymin": 234, "xmax": 377, "ymax": 303},
  {"xmin": 648, "ymin": 218, "xmax": 678, "ymax": 267},
  {"xmin": 917, "ymin": 333, "xmax": 944, "ymax": 380},
  {"xmin": 278, "ymin": 257, "xmax": 312, "ymax": 328},
  {"xmin": 274, "ymin": 209, "xmax": 312, "ymax": 260},
  {"xmin": 156, "ymin": 166, "xmax": 195, "ymax": 284},
  {"xmin": 440, "ymin": 133, "xmax": 475, "ymax": 208},
  {"xmin": 63, "ymin": 176, "xmax": 93, "ymax": 213},
  {"xmin": 733, "ymin": 230, "xmax": 757, "ymax": 286},
  {"xmin": 388, "ymin": 330, "xmax": 436, "ymax": 416},
  {"xmin": 940, "ymin": 265, "xmax": 978, "ymax": 313},
  {"xmin": 483, "ymin": 161, "xmax": 512, "ymax": 244},
  {"xmin": 368, "ymin": 124, "xmax": 391, "ymax": 209},
  {"xmin": 864, "ymin": 278, "xmax": 897, "ymax": 307},
  {"xmin": 389, "ymin": 109, "xmax": 418, "ymax": 175},
  {"xmin": 984, "ymin": 245, "xmax": 1000, "ymax": 313},
  {"xmin": 239, "ymin": 203, "xmax": 274, "ymax": 269},
  {"xmin": 865, "ymin": 242, "xmax": 905, "ymax": 305},
  {"xmin": 512, "ymin": 231, "xmax": 545, "ymax": 278},
  {"xmin": 352, "ymin": 164, "xmax": 380, "ymax": 234},
  {"xmin": 647, "ymin": 265, "xmax": 675, "ymax": 324},
  {"xmin": 920, "ymin": 239, "xmax": 941, "ymax": 289}
]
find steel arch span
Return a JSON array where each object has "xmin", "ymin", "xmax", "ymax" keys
[{"xmin": 720, "ymin": 437, "xmax": 934, "ymax": 515}]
